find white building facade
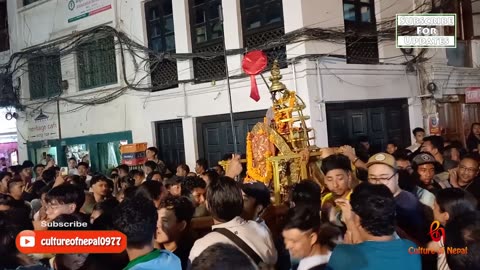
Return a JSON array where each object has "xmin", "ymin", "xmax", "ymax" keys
[{"xmin": 2, "ymin": 0, "xmax": 478, "ymax": 172}]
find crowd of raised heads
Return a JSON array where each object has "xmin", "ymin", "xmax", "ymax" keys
[{"xmin": 0, "ymin": 128, "xmax": 480, "ymax": 270}]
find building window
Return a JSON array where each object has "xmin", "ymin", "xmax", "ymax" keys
[
  {"xmin": 442, "ymin": 0, "xmax": 473, "ymax": 67},
  {"xmin": 343, "ymin": 0, "xmax": 379, "ymax": 64},
  {"xmin": 28, "ymin": 55, "xmax": 62, "ymax": 100},
  {"xmin": 23, "ymin": 0, "xmax": 41, "ymax": 6},
  {"xmin": 241, "ymin": 0, "xmax": 285, "ymax": 69},
  {"xmin": 189, "ymin": 0, "xmax": 225, "ymax": 82},
  {"xmin": 0, "ymin": 0, "xmax": 8, "ymax": 52},
  {"xmin": 77, "ymin": 36, "xmax": 117, "ymax": 90},
  {"xmin": 191, "ymin": 0, "xmax": 223, "ymax": 45},
  {"xmin": 145, "ymin": 0, "xmax": 178, "ymax": 90}
]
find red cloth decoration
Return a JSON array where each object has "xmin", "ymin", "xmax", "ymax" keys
[{"xmin": 242, "ymin": 51, "xmax": 268, "ymax": 102}]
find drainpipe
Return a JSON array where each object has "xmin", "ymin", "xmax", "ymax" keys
[
  {"xmin": 315, "ymin": 58, "xmax": 325, "ymax": 122},
  {"xmin": 182, "ymin": 83, "xmax": 190, "ymax": 118},
  {"xmin": 291, "ymin": 61, "xmax": 298, "ymax": 91},
  {"xmin": 56, "ymin": 99, "xmax": 62, "ymax": 140}
]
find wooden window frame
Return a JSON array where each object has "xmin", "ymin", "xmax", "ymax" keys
[
  {"xmin": 189, "ymin": 0, "xmax": 223, "ymax": 49},
  {"xmin": 145, "ymin": 0, "xmax": 176, "ymax": 53},
  {"xmin": 343, "ymin": 0, "xmax": 379, "ymax": 64},
  {"xmin": 241, "ymin": 0, "xmax": 284, "ymax": 36},
  {"xmin": 77, "ymin": 36, "xmax": 118, "ymax": 90},
  {"xmin": 28, "ymin": 55, "xmax": 62, "ymax": 100}
]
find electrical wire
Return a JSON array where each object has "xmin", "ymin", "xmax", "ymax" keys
[{"xmin": 0, "ymin": 0, "xmax": 452, "ymax": 111}]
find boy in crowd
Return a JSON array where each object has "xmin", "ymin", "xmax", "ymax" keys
[
  {"xmin": 113, "ymin": 195, "xmax": 181, "ymax": 270},
  {"xmin": 189, "ymin": 176, "xmax": 277, "ymax": 267},
  {"xmin": 156, "ymin": 196, "xmax": 195, "ymax": 270},
  {"xmin": 33, "ymin": 164, "xmax": 45, "ymax": 182},
  {"xmin": 117, "ymin": 164, "xmax": 130, "ymax": 178},
  {"xmin": 44, "ymin": 184, "xmax": 86, "ymax": 222},
  {"xmin": 176, "ymin": 164, "xmax": 190, "ymax": 177},
  {"xmin": 195, "ymin": 159, "xmax": 208, "ymax": 175},
  {"xmin": 130, "ymin": 170, "xmax": 146, "ymax": 186},
  {"xmin": 330, "ymin": 183, "xmax": 421, "ymax": 270},
  {"xmin": 68, "ymin": 158, "xmax": 79, "ymax": 176},
  {"xmin": 191, "ymin": 243, "xmax": 256, "ymax": 270},
  {"xmin": 144, "ymin": 161, "xmax": 159, "ymax": 177},
  {"xmin": 407, "ymin": 127, "xmax": 425, "ymax": 152},
  {"xmin": 386, "ymin": 141, "xmax": 398, "ymax": 155},
  {"xmin": 90, "ymin": 175, "xmax": 109, "ymax": 203},
  {"xmin": 183, "ymin": 176, "xmax": 208, "ymax": 217},
  {"xmin": 77, "ymin": 162, "xmax": 92, "ymax": 186},
  {"xmin": 320, "ymin": 154, "xmax": 353, "ymax": 225},
  {"xmin": 146, "ymin": 147, "xmax": 170, "ymax": 175},
  {"xmin": 165, "ymin": 176, "xmax": 183, "ymax": 197},
  {"xmin": 283, "ymin": 205, "xmax": 335, "ymax": 270}
]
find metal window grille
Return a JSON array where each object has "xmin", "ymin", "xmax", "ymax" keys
[
  {"xmin": 149, "ymin": 56, "xmax": 178, "ymax": 90},
  {"xmin": 245, "ymin": 27, "xmax": 286, "ymax": 70},
  {"xmin": 241, "ymin": 0, "xmax": 285, "ymax": 69},
  {"xmin": 193, "ymin": 43, "xmax": 226, "ymax": 82},
  {"xmin": 28, "ymin": 55, "xmax": 62, "ymax": 100},
  {"xmin": 190, "ymin": 0, "xmax": 226, "ymax": 82},
  {"xmin": 77, "ymin": 36, "xmax": 118, "ymax": 90},
  {"xmin": 343, "ymin": 0, "xmax": 379, "ymax": 64},
  {"xmin": 345, "ymin": 35, "xmax": 379, "ymax": 64},
  {"xmin": 145, "ymin": 0, "xmax": 178, "ymax": 91}
]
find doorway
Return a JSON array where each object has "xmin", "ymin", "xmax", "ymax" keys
[
  {"xmin": 326, "ymin": 99, "xmax": 411, "ymax": 152},
  {"xmin": 197, "ymin": 110, "xmax": 266, "ymax": 169},
  {"xmin": 155, "ymin": 120, "xmax": 185, "ymax": 172}
]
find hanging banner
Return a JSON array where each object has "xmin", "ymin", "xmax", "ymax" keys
[
  {"xmin": 465, "ymin": 87, "xmax": 480, "ymax": 103},
  {"xmin": 428, "ymin": 113, "xmax": 441, "ymax": 136},
  {"xmin": 67, "ymin": 0, "xmax": 112, "ymax": 23},
  {"xmin": 28, "ymin": 113, "xmax": 59, "ymax": 142}
]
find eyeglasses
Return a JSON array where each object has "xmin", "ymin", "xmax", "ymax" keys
[
  {"xmin": 368, "ymin": 172, "xmax": 397, "ymax": 183},
  {"xmin": 46, "ymin": 203, "xmax": 69, "ymax": 210},
  {"xmin": 459, "ymin": 165, "xmax": 478, "ymax": 174}
]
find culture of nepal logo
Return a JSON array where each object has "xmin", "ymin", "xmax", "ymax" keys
[{"xmin": 407, "ymin": 221, "xmax": 467, "ymax": 255}]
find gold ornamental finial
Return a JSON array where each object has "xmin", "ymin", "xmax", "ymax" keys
[{"xmin": 269, "ymin": 60, "xmax": 286, "ymax": 93}]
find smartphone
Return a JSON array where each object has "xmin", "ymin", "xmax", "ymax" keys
[{"xmin": 60, "ymin": 167, "xmax": 69, "ymax": 176}]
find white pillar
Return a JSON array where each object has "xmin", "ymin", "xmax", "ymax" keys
[
  {"xmin": 283, "ymin": 0, "xmax": 345, "ymax": 59},
  {"xmin": 408, "ymin": 97, "xmax": 424, "ymax": 143},
  {"xmin": 173, "ymin": 0, "xmax": 194, "ymax": 81},
  {"xmin": 222, "ymin": 0, "xmax": 243, "ymax": 76},
  {"xmin": 182, "ymin": 117, "xmax": 198, "ymax": 169}
]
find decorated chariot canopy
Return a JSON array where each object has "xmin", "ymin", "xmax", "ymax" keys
[{"xmin": 221, "ymin": 52, "xmax": 329, "ymax": 204}]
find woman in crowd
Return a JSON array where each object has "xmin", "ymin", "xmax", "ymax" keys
[
  {"xmin": 429, "ymin": 188, "xmax": 478, "ymax": 270},
  {"xmin": 466, "ymin": 123, "xmax": 480, "ymax": 153}
]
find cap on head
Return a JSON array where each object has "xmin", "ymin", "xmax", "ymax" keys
[
  {"xmin": 366, "ymin": 153, "xmax": 397, "ymax": 170},
  {"xmin": 241, "ymin": 181, "xmax": 271, "ymax": 208},
  {"xmin": 412, "ymin": 153, "xmax": 437, "ymax": 166}
]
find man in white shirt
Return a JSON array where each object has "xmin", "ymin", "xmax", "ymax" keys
[
  {"xmin": 407, "ymin": 127, "xmax": 425, "ymax": 153},
  {"xmin": 188, "ymin": 176, "xmax": 277, "ymax": 266}
]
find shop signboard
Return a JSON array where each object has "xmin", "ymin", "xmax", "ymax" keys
[
  {"xmin": 465, "ymin": 87, "xmax": 480, "ymax": 103},
  {"xmin": 28, "ymin": 112, "xmax": 59, "ymax": 142},
  {"xmin": 67, "ymin": 0, "xmax": 112, "ymax": 23}
]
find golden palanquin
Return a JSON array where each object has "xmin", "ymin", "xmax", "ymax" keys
[{"xmin": 220, "ymin": 60, "xmax": 336, "ymax": 204}]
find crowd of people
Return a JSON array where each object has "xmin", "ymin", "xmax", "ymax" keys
[{"xmin": 0, "ymin": 125, "xmax": 480, "ymax": 270}]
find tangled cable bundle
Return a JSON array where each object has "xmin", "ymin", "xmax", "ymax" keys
[{"xmin": 0, "ymin": 0, "xmax": 446, "ymax": 112}]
